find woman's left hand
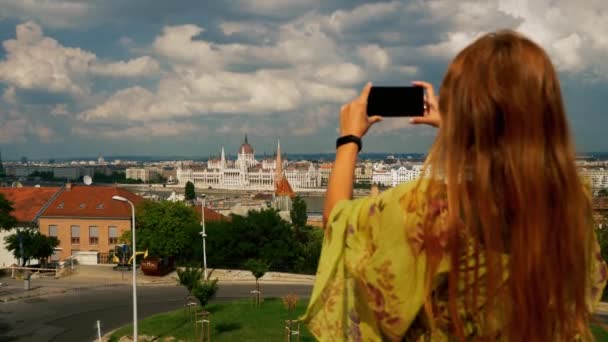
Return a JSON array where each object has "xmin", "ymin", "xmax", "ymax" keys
[{"xmin": 339, "ymin": 82, "xmax": 383, "ymax": 138}]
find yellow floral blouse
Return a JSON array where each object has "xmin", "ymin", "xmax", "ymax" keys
[{"xmin": 301, "ymin": 178, "xmax": 608, "ymax": 341}]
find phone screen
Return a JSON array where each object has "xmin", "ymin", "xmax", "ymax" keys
[{"xmin": 367, "ymin": 86, "xmax": 424, "ymax": 117}]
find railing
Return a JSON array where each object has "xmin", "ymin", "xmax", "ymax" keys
[{"xmin": 10, "ymin": 266, "xmax": 60, "ymax": 278}]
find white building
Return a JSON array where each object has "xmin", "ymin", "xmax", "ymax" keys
[
  {"xmin": 177, "ymin": 137, "xmax": 320, "ymax": 191},
  {"xmin": 126, "ymin": 168, "xmax": 150, "ymax": 182},
  {"xmin": 580, "ymin": 168, "xmax": 608, "ymax": 189},
  {"xmin": 372, "ymin": 163, "xmax": 424, "ymax": 187}
]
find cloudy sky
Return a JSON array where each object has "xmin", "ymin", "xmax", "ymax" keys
[{"xmin": 0, "ymin": 0, "xmax": 606, "ymax": 159}]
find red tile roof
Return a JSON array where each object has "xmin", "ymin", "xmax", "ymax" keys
[
  {"xmin": 194, "ymin": 206, "xmax": 230, "ymax": 223},
  {"xmin": 275, "ymin": 176, "xmax": 296, "ymax": 198},
  {"xmin": 40, "ymin": 185, "xmax": 143, "ymax": 219},
  {"xmin": 0, "ymin": 187, "xmax": 61, "ymax": 223},
  {"xmin": 593, "ymin": 198, "xmax": 608, "ymax": 210}
]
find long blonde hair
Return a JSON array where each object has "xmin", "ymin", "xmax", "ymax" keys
[{"xmin": 425, "ymin": 30, "xmax": 594, "ymax": 341}]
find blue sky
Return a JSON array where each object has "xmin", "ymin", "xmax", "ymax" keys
[{"xmin": 0, "ymin": 0, "xmax": 606, "ymax": 159}]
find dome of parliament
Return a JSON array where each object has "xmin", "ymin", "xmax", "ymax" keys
[{"xmin": 239, "ymin": 134, "xmax": 254, "ymax": 154}]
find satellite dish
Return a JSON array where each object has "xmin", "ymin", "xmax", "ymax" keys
[{"xmin": 83, "ymin": 175, "xmax": 93, "ymax": 186}]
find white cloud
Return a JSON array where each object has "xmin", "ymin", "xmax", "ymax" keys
[
  {"xmin": 0, "ymin": 21, "xmax": 160, "ymax": 96},
  {"xmin": 2, "ymin": 87, "xmax": 17, "ymax": 104},
  {"xmin": 0, "ymin": 0, "xmax": 92, "ymax": 28},
  {"xmin": 32, "ymin": 125, "xmax": 57, "ymax": 143},
  {"xmin": 0, "ymin": 118, "xmax": 27, "ymax": 143},
  {"xmin": 79, "ymin": 69, "xmax": 356, "ymax": 121},
  {"xmin": 90, "ymin": 56, "xmax": 160, "ymax": 77},
  {"xmin": 358, "ymin": 45, "xmax": 390, "ymax": 70},
  {"xmin": 50, "ymin": 104, "xmax": 70, "ymax": 116},
  {"xmin": 229, "ymin": 0, "xmax": 321, "ymax": 18},
  {"xmin": 219, "ymin": 21, "xmax": 274, "ymax": 42},
  {"xmin": 422, "ymin": 0, "xmax": 608, "ymax": 76},
  {"xmin": 72, "ymin": 121, "xmax": 207, "ymax": 139},
  {"xmin": 327, "ymin": 2, "xmax": 401, "ymax": 33},
  {"xmin": 3, "ymin": 0, "xmax": 608, "ymax": 144}
]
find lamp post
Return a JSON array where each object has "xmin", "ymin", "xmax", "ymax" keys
[
  {"xmin": 112, "ymin": 195, "xmax": 137, "ymax": 341},
  {"xmin": 200, "ymin": 194, "xmax": 208, "ymax": 280}
]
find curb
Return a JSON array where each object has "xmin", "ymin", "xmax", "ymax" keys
[{"xmin": 0, "ymin": 288, "xmax": 67, "ymax": 303}]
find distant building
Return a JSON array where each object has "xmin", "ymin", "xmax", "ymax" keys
[
  {"xmin": 593, "ymin": 197, "xmax": 608, "ymax": 229},
  {"xmin": 0, "ymin": 187, "xmax": 62, "ymax": 267},
  {"xmin": 53, "ymin": 167, "xmax": 80, "ymax": 180},
  {"xmin": 580, "ymin": 168, "xmax": 608, "ymax": 189},
  {"xmin": 272, "ymin": 141, "xmax": 296, "ymax": 211},
  {"xmin": 38, "ymin": 185, "xmax": 143, "ymax": 262},
  {"xmin": 372, "ymin": 163, "xmax": 424, "ymax": 187},
  {"xmin": 126, "ymin": 168, "xmax": 150, "ymax": 182},
  {"xmin": 177, "ymin": 136, "xmax": 320, "ymax": 190}
]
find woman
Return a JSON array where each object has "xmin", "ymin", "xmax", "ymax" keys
[{"xmin": 301, "ymin": 30, "xmax": 607, "ymax": 341}]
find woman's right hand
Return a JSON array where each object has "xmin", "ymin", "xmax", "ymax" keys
[{"xmin": 409, "ymin": 81, "xmax": 441, "ymax": 128}]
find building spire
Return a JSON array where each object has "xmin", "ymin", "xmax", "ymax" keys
[
  {"xmin": 0, "ymin": 149, "xmax": 4, "ymax": 178},
  {"xmin": 220, "ymin": 146, "xmax": 226, "ymax": 169},
  {"xmin": 244, "ymin": 134, "xmax": 248, "ymax": 144},
  {"xmin": 275, "ymin": 139, "xmax": 283, "ymax": 184}
]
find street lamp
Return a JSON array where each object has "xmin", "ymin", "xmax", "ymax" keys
[
  {"xmin": 200, "ymin": 194, "xmax": 208, "ymax": 280},
  {"xmin": 112, "ymin": 195, "xmax": 138, "ymax": 341}
]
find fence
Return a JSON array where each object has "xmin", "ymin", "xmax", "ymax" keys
[{"xmin": 10, "ymin": 266, "xmax": 60, "ymax": 278}]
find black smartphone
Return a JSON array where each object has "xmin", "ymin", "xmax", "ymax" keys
[{"xmin": 367, "ymin": 86, "xmax": 424, "ymax": 117}]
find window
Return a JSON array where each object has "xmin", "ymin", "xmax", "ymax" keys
[
  {"xmin": 71, "ymin": 225, "xmax": 80, "ymax": 244},
  {"xmin": 51, "ymin": 249, "xmax": 61, "ymax": 261},
  {"xmin": 89, "ymin": 226, "xmax": 99, "ymax": 245},
  {"xmin": 49, "ymin": 225, "xmax": 58, "ymax": 237},
  {"xmin": 109, "ymin": 226, "xmax": 118, "ymax": 244}
]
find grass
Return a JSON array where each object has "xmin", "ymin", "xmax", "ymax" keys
[
  {"xmin": 592, "ymin": 324, "xmax": 608, "ymax": 341},
  {"xmin": 108, "ymin": 298, "xmax": 608, "ymax": 342},
  {"xmin": 109, "ymin": 298, "xmax": 315, "ymax": 342}
]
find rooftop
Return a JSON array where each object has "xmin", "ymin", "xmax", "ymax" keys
[
  {"xmin": 0, "ymin": 187, "xmax": 61, "ymax": 223},
  {"xmin": 40, "ymin": 185, "xmax": 143, "ymax": 219},
  {"xmin": 275, "ymin": 176, "xmax": 296, "ymax": 198},
  {"xmin": 194, "ymin": 206, "xmax": 230, "ymax": 223}
]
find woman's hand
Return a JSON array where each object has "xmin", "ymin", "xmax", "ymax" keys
[
  {"xmin": 340, "ymin": 82, "xmax": 383, "ymax": 138},
  {"xmin": 409, "ymin": 81, "xmax": 441, "ymax": 128}
]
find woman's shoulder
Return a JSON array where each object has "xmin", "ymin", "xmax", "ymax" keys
[{"xmin": 375, "ymin": 177, "xmax": 443, "ymax": 204}]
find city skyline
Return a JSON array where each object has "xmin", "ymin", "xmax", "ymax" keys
[{"xmin": 0, "ymin": 1, "xmax": 607, "ymax": 159}]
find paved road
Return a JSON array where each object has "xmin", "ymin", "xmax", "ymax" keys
[{"xmin": 0, "ymin": 282, "xmax": 313, "ymax": 342}]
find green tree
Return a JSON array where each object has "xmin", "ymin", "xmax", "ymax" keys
[
  {"xmin": 205, "ymin": 208, "xmax": 300, "ymax": 271},
  {"xmin": 176, "ymin": 266, "xmax": 203, "ymax": 294},
  {"xmin": 4, "ymin": 228, "xmax": 59, "ymax": 266},
  {"xmin": 0, "ymin": 194, "xmax": 17, "ymax": 230},
  {"xmin": 599, "ymin": 189, "xmax": 608, "ymax": 197},
  {"xmin": 185, "ymin": 181, "xmax": 196, "ymax": 201},
  {"xmin": 245, "ymin": 258, "xmax": 271, "ymax": 292},
  {"xmin": 136, "ymin": 200, "xmax": 201, "ymax": 258},
  {"xmin": 290, "ymin": 196, "xmax": 308, "ymax": 230},
  {"xmin": 192, "ymin": 278, "xmax": 218, "ymax": 310}
]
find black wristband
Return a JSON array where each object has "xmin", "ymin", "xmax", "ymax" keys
[{"xmin": 336, "ymin": 135, "xmax": 362, "ymax": 152}]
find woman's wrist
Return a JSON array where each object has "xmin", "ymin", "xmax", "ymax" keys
[
  {"xmin": 336, "ymin": 135, "xmax": 362, "ymax": 152},
  {"xmin": 336, "ymin": 142, "xmax": 359, "ymax": 154}
]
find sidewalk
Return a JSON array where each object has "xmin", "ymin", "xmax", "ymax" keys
[
  {"xmin": 0, "ymin": 282, "xmax": 67, "ymax": 302},
  {"xmin": 0, "ymin": 265, "xmax": 315, "ymax": 302},
  {"xmin": 71, "ymin": 265, "xmax": 316, "ymax": 285}
]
